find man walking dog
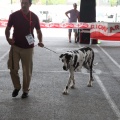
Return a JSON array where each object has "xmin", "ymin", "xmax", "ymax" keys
[{"xmin": 5, "ymin": 0, "xmax": 44, "ymax": 98}]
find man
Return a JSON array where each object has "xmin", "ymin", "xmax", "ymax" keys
[
  {"xmin": 5, "ymin": 0, "xmax": 44, "ymax": 98},
  {"xmin": 65, "ymin": 3, "xmax": 80, "ymax": 43}
]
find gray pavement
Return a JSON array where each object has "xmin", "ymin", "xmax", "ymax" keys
[{"xmin": 1, "ymin": 31, "xmax": 120, "ymax": 120}]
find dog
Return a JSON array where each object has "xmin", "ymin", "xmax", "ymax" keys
[{"xmin": 59, "ymin": 47, "xmax": 95, "ymax": 95}]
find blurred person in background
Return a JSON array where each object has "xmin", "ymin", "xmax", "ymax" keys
[
  {"xmin": 65, "ymin": 3, "xmax": 80, "ymax": 43},
  {"xmin": 5, "ymin": 0, "xmax": 44, "ymax": 99}
]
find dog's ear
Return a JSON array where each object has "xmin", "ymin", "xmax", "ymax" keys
[{"xmin": 59, "ymin": 54, "xmax": 64, "ymax": 58}]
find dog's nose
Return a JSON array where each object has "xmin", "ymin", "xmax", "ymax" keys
[{"xmin": 63, "ymin": 66, "xmax": 67, "ymax": 70}]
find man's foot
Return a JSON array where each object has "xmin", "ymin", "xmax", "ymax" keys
[
  {"xmin": 69, "ymin": 40, "xmax": 71, "ymax": 43},
  {"xmin": 21, "ymin": 92, "xmax": 28, "ymax": 99},
  {"xmin": 12, "ymin": 89, "xmax": 20, "ymax": 97}
]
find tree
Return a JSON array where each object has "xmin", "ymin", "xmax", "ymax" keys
[
  {"xmin": 109, "ymin": 0, "xmax": 117, "ymax": 6},
  {"xmin": 32, "ymin": 0, "xmax": 39, "ymax": 4},
  {"xmin": 117, "ymin": 0, "xmax": 120, "ymax": 5}
]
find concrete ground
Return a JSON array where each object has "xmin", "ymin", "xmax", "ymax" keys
[{"xmin": 1, "ymin": 28, "xmax": 120, "ymax": 120}]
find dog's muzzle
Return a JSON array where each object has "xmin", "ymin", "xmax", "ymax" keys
[
  {"xmin": 63, "ymin": 64, "xmax": 70, "ymax": 71},
  {"xmin": 63, "ymin": 66, "xmax": 67, "ymax": 71},
  {"xmin": 63, "ymin": 66, "xmax": 68, "ymax": 71}
]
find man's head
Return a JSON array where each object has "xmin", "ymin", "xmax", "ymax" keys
[
  {"xmin": 73, "ymin": 3, "xmax": 77, "ymax": 9},
  {"xmin": 20, "ymin": 0, "xmax": 32, "ymax": 13},
  {"xmin": 20, "ymin": 0, "xmax": 32, "ymax": 4}
]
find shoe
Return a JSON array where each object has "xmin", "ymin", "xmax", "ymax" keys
[
  {"xmin": 69, "ymin": 40, "xmax": 71, "ymax": 43},
  {"xmin": 12, "ymin": 89, "xmax": 20, "ymax": 97},
  {"xmin": 21, "ymin": 92, "xmax": 28, "ymax": 99}
]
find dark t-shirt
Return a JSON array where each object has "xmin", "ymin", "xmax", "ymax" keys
[{"xmin": 7, "ymin": 10, "xmax": 40, "ymax": 48}]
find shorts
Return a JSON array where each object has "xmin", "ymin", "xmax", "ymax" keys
[{"xmin": 69, "ymin": 29, "xmax": 77, "ymax": 33}]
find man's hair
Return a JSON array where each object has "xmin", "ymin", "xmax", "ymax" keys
[
  {"xmin": 73, "ymin": 3, "xmax": 77, "ymax": 6},
  {"xmin": 29, "ymin": 0, "xmax": 32, "ymax": 4},
  {"xmin": 20, "ymin": 0, "xmax": 32, "ymax": 4}
]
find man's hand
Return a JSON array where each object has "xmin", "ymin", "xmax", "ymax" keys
[
  {"xmin": 38, "ymin": 42, "xmax": 44, "ymax": 47},
  {"xmin": 7, "ymin": 38, "xmax": 15, "ymax": 45}
]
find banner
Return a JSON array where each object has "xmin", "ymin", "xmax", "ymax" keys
[
  {"xmin": 0, "ymin": 20, "xmax": 120, "ymax": 41},
  {"xmin": 0, "ymin": 20, "xmax": 8, "ymax": 27},
  {"xmin": 90, "ymin": 22, "xmax": 120, "ymax": 41}
]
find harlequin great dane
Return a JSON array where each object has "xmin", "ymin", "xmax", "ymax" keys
[{"xmin": 59, "ymin": 47, "xmax": 95, "ymax": 95}]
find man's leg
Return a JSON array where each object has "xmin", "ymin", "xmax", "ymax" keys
[
  {"xmin": 8, "ymin": 46, "xmax": 21, "ymax": 97},
  {"xmin": 10, "ymin": 69, "xmax": 21, "ymax": 90},
  {"xmin": 68, "ymin": 29, "xmax": 72, "ymax": 42},
  {"xmin": 20, "ymin": 48, "xmax": 34, "ymax": 94},
  {"xmin": 10, "ymin": 69, "xmax": 21, "ymax": 97},
  {"xmin": 74, "ymin": 29, "xmax": 78, "ymax": 43}
]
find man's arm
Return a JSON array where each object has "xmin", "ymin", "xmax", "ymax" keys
[
  {"xmin": 78, "ymin": 15, "xmax": 80, "ymax": 22},
  {"xmin": 36, "ymin": 29, "xmax": 44, "ymax": 47},
  {"xmin": 77, "ymin": 11, "xmax": 80, "ymax": 22},
  {"xmin": 65, "ymin": 11, "xmax": 70, "ymax": 19},
  {"xmin": 5, "ymin": 26, "xmax": 10, "ymax": 41},
  {"xmin": 5, "ymin": 26, "xmax": 14, "ymax": 45}
]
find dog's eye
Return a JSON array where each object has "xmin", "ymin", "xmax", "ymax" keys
[{"xmin": 62, "ymin": 59, "xmax": 64, "ymax": 62}]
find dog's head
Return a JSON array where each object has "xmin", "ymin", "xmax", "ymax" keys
[{"xmin": 59, "ymin": 53, "xmax": 73, "ymax": 71}]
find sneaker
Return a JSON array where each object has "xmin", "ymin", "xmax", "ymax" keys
[
  {"xmin": 12, "ymin": 89, "xmax": 20, "ymax": 97},
  {"xmin": 21, "ymin": 92, "xmax": 28, "ymax": 99}
]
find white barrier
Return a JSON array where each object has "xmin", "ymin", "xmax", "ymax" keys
[{"xmin": 0, "ymin": 20, "xmax": 120, "ymax": 41}]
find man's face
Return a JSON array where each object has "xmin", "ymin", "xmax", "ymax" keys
[
  {"xmin": 21, "ymin": 0, "xmax": 31, "ymax": 11},
  {"xmin": 73, "ymin": 4, "xmax": 77, "ymax": 9}
]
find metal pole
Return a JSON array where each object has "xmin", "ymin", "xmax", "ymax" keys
[
  {"xmin": 11, "ymin": 0, "xmax": 13, "ymax": 13},
  {"xmin": 46, "ymin": 0, "xmax": 48, "ymax": 5},
  {"xmin": 46, "ymin": 0, "xmax": 48, "ymax": 22}
]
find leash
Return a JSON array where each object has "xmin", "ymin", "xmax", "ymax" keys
[
  {"xmin": 43, "ymin": 46, "xmax": 58, "ymax": 54},
  {"xmin": 34, "ymin": 44, "xmax": 58, "ymax": 54}
]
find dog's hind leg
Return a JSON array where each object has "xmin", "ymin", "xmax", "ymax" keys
[
  {"xmin": 87, "ymin": 58, "xmax": 94, "ymax": 87},
  {"xmin": 87, "ymin": 68, "xmax": 93, "ymax": 87}
]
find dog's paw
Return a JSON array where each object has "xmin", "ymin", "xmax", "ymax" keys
[
  {"xmin": 70, "ymin": 85, "xmax": 75, "ymax": 89},
  {"xmin": 87, "ymin": 84, "xmax": 92, "ymax": 87},
  {"xmin": 62, "ymin": 91, "xmax": 68, "ymax": 95}
]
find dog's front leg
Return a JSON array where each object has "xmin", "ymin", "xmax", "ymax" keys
[
  {"xmin": 70, "ymin": 71, "xmax": 75, "ymax": 89},
  {"xmin": 63, "ymin": 73, "xmax": 72, "ymax": 95}
]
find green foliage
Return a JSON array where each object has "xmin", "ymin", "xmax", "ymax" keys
[
  {"xmin": 11, "ymin": 0, "xmax": 17, "ymax": 3},
  {"xmin": 32, "ymin": 0, "xmax": 67, "ymax": 4},
  {"xmin": 117, "ymin": 0, "xmax": 120, "ymax": 5},
  {"xmin": 32, "ymin": 0, "xmax": 39, "ymax": 4},
  {"xmin": 109, "ymin": 0, "xmax": 117, "ymax": 6}
]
